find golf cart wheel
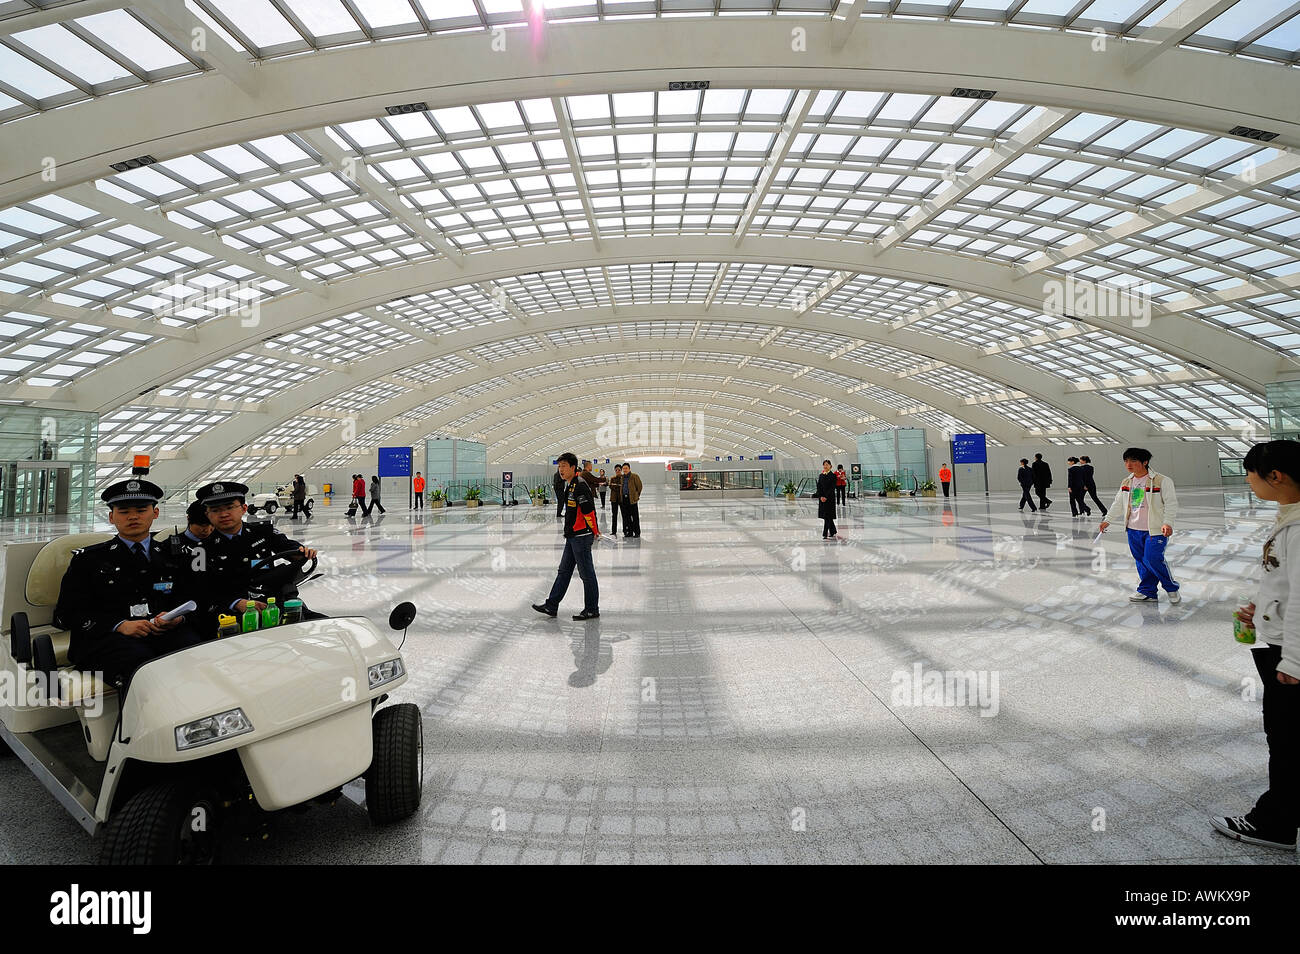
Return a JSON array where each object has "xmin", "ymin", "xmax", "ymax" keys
[
  {"xmin": 265, "ymin": 500, "xmax": 278, "ymax": 514},
  {"xmin": 303, "ymin": 499, "xmax": 314, "ymax": 515},
  {"xmin": 366, "ymin": 703, "xmax": 423, "ymax": 824},
  {"xmin": 100, "ymin": 781, "xmax": 222, "ymax": 865}
]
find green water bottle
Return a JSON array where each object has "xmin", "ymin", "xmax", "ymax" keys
[
  {"xmin": 241, "ymin": 597, "xmax": 259, "ymax": 633},
  {"xmin": 262, "ymin": 597, "xmax": 280, "ymax": 628}
]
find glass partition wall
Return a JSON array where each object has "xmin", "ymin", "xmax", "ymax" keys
[{"xmin": 0, "ymin": 407, "xmax": 98, "ymax": 518}]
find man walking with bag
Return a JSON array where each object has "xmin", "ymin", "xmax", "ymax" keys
[{"xmin": 533, "ymin": 453, "xmax": 600, "ymax": 620}]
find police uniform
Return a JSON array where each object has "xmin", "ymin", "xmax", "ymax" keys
[
  {"xmin": 53, "ymin": 479, "xmax": 209, "ymax": 687},
  {"xmin": 195, "ymin": 481, "xmax": 326, "ymax": 619}
]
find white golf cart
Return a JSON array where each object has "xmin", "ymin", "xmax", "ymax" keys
[
  {"xmin": 247, "ymin": 483, "xmax": 316, "ymax": 517},
  {"xmin": 0, "ymin": 532, "xmax": 422, "ymax": 864}
]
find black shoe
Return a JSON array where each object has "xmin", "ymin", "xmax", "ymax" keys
[
  {"xmin": 532, "ymin": 603, "xmax": 557, "ymax": 618},
  {"xmin": 1210, "ymin": 813, "xmax": 1297, "ymax": 850},
  {"xmin": 573, "ymin": 609, "xmax": 600, "ymax": 620}
]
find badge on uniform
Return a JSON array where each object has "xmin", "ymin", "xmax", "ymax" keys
[{"xmin": 129, "ymin": 603, "xmax": 149, "ymax": 617}]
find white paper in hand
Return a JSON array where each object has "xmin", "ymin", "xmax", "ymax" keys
[
  {"xmin": 1092, "ymin": 529, "xmax": 1105, "ymax": 546},
  {"xmin": 157, "ymin": 600, "xmax": 196, "ymax": 622}
]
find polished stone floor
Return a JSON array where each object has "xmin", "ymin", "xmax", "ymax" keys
[{"xmin": 2, "ymin": 480, "xmax": 1296, "ymax": 864}]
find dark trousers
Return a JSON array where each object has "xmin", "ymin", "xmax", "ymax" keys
[
  {"xmin": 941, "ymin": 481, "xmax": 950, "ymax": 497},
  {"xmin": 1018, "ymin": 486, "xmax": 1037, "ymax": 511},
  {"xmin": 76, "ymin": 624, "xmax": 208, "ymax": 690},
  {"xmin": 1084, "ymin": 484, "xmax": 1107, "ymax": 516},
  {"xmin": 556, "ymin": 497, "xmax": 565, "ymax": 518},
  {"xmin": 545, "ymin": 535, "xmax": 598, "ymax": 613},
  {"xmin": 599, "ymin": 491, "xmax": 606, "ymax": 508},
  {"xmin": 622, "ymin": 501, "xmax": 640, "ymax": 536},
  {"xmin": 822, "ymin": 517, "xmax": 837, "ymax": 537},
  {"xmin": 610, "ymin": 500, "xmax": 620, "ymax": 533},
  {"xmin": 1069, "ymin": 488, "xmax": 1091, "ymax": 515},
  {"xmin": 414, "ymin": 491, "xmax": 423, "ymax": 509},
  {"xmin": 353, "ymin": 495, "xmax": 370, "ymax": 516},
  {"xmin": 836, "ymin": 485, "xmax": 846, "ymax": 505},
  {"xmin": 1034, "ymin": 484, "xmax": 1051, "ymax": 508},
  {"xmin": 370, "ymin": 496, "xmax": 386, "ymax": 514},
  {"xmin": 1251, "ymin": 643, "xmax": 1300, "ymax": 831}
]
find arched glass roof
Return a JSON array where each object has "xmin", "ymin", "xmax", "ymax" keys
[{"xmin": 0, "ymin": 2, "xmax": 1296, "ymax": 488}]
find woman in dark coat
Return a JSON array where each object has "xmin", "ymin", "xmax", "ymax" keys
[{"xmin": 816, "ymin": 459, "xmax": 839, "ymax": 539}]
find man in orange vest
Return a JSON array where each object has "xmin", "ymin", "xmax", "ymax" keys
[
  {"xmin": 413, "ymin": 471, "xmax": 426, "ymax": 510},
  {"xmin": 939, "ymin": 464, "xmax": 952, "ymax": 497}
]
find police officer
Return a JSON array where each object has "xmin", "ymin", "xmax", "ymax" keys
[
  {"xmin": 195, "ymin": 481, "xmax": 324, "ymax": 620},
  {"xmin": 54, "ymin": 478, "xmax": 208, "ymax": 688},
  {"xmin": 157, "ymin": 500, "xmax": 213, "ymax": 563}
]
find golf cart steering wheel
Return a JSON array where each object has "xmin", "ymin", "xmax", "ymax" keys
[{"xmin": 250, "ymin": 548, "xmax": 318, "ymax": 593}]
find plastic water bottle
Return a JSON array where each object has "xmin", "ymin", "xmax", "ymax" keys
[
  {"xmin": 262, "ymin": 597, "xmax": 280, "ymax": 628},
  {"xmin": 241, "ymin": 598, "xmax": 259, "ymax": 633},
  {"xmin": 1234, "ymin": 597, "xmax": 1256, "ymax": 645},
  {"xmin": 283, "ymin": 599, "xmax": 303, "ymax": 625},
  {"xmin": 217, "ymin": 614, "xmax": 239, "ymax": 639}
]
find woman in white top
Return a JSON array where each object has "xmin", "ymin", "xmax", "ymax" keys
[
  {"xmin": 1210, "ymin": 440, "xmax": 1300, "ymax": 851},
  {"xmin": 1098, "ymin": 447, "xmax": 1180, "ymax": 603}
]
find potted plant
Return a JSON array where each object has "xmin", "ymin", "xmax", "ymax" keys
[
  {"xmin": 782, "ymin": 480, "xmax": 798, "ymax": 502},
  {"xmin": 530, "ymin": 486, "xmax": 547, "ymax": 507},
  {"xmin": 464, "ymin": 486, "xmax": 482, "ymax": 508},
  {"xmin": 918, "ymin": 479, "xmax": 937, "ymax": 497},
  {"xmin": 429, "ymin": 488, "xmax": 446, "ymax": 509},
  {"xmin": 883, "ymin": 477, "xmax": 902, "ymax": 498}
]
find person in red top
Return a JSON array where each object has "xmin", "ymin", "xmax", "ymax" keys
[
  {"xmin": 835, "ymin": 464, "xmax": 848, "ymax": 507},
  {"xmin": 939, "ymin": 464, "xmax": 953, "ymax": 498},
  {"xmin": 413, "ymin": 471, "xmax": 426, "ymax": 510},
  {"xmin": 352, "ymin": 474, "xmax": 369, "ymax": 516}
]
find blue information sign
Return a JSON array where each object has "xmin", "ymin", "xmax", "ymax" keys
[
  {"xmin": 952, "ymin": 433, "xmax": 987, "ymax": 464},
  {"xmin": 378, "ymin": 446, "xmax": 412, "ymax": 477}
]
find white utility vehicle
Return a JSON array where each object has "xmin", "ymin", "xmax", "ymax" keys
[
  {"xmin": 0, "ymin": 532, "xmax": 421, "ymax": 864},
  {"xmin": 247, "ymin": 483, "xmax": 316, "ymax": 517}
]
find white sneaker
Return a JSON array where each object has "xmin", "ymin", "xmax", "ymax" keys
[
  {"xmin": 1129, "ymin": 593, "xmax": 1158, "ymax": 602},
  {"xmin": 1168, "ymin": 589, "xmax": 1182, "ymax": 604}
]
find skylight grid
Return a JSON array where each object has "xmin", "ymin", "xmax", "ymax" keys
[
  {"xmin": 321, "ymin": 378, "xmax": 409, "ymax": 411},
  {"xmin": 160, "ymin": 351, "xmax": 318, "ymax": 402},
  {"xmin": 399, "ymin": 352, "xmax": 476, "ymax": 384},
  {"xmin": 606, "ymin": 263, "xmax": 716, "ymax": 304},
  {"xmin": 1108, "ymin": 380, "xmax": 1268, "ymax": 434},
  {"xmin": 989, "ymin": 397, "xmax": 1095, "ymax": 433},
  {"xmin": 248, "ymin": 414, "xmax": 336, "ymax": 449},
  {"xmin": 268, "ymin": 312, "xmax": 416, "ymax": 362},
  {"xmin": 97, "ymin": 404, "xmax": 233, "ymax": 455},
  {"xmin": 471, "ymin": 335, "xmax": 542, "ymax": 361},
  {"xmin": 349, "ymin": 419, "xmax": 409, "ymax": 446}
]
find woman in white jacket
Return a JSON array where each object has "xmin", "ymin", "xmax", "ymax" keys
[
  {"xmin": 1211, "ymin": 440, "xmax": 1300, "ymax": 851},
  {"xmin": 1098, "ymin": 447, "xmax": 1181, "ymax": 603}
]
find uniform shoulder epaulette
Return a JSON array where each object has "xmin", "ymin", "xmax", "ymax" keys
[{"xmin": 74, "ymin": 538, "xmax": 115, "ymax": 555}]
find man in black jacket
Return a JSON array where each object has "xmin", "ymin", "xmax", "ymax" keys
[
  {"xmin": 1016, "ymin": 459, "xmax": 1037, "ymax": 512},
  {"xmin": 553, "ymin": 467, "xmax": 565, "ymax": 519},
  {"xmin": 1066, "ymin": 456, "xmax": 1091, "ymax": 517},
  {"xmin": 1079, "ymin": 455, "xmax": 1107, "ymax": 517},
  {"xmin": 533, "ymin": 453, "xmax": 601, "ymax": 620},
  {"xmin": 54, "ymin": 479, "xmax": 209, "ymax": 688},
  {"xmin": 1030, "ymin": 453, "xmax": 1053, "ymax": 510},
  {"xmin": 196, "ymin": 481, "xmax": 324, "ymax": 620}
]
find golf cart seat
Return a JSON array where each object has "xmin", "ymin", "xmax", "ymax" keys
[
  {"xmin": 21, "ymin": 532, "xmax": 112, "ymax": 667},
  {"xmin": 4, "ymin": 532, "xmax": 120, "ymax": 760}
]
